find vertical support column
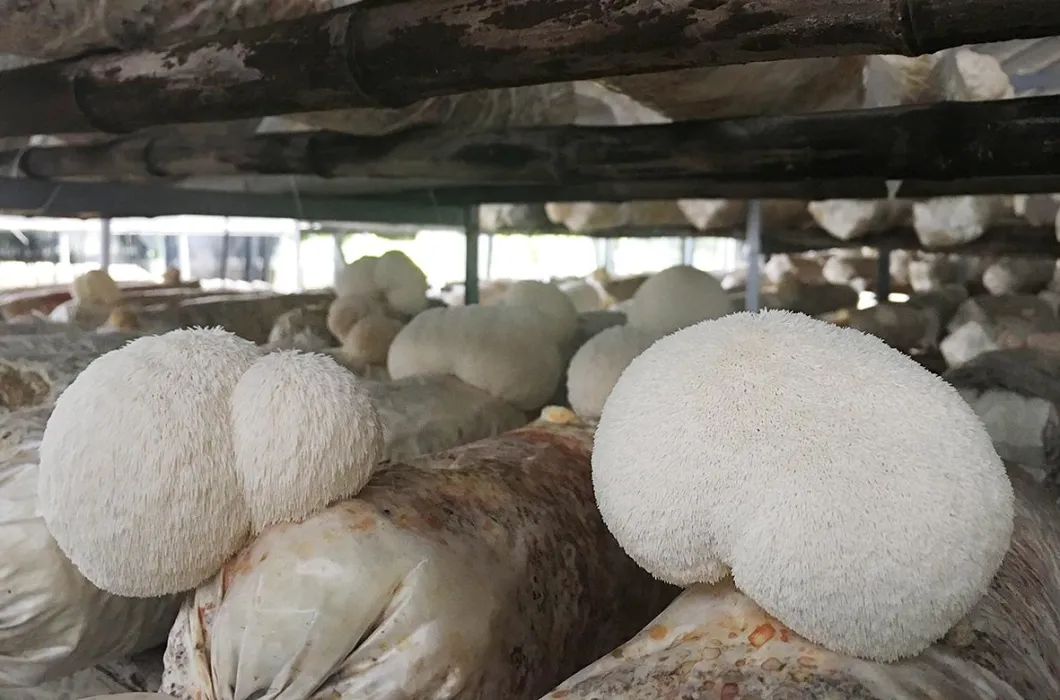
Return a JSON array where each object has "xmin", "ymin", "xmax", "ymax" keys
[
  {"xmin": 218, "ymin": 219, "xmax": 231, "ymax": 283},
  {"xmin": 681, "ymin": 236, "xmax": 696, "ymax": 266},
  {"xmin": 333, "ymin": 231, "xmax": 346, "ymax": 283},
  {"xmin": 58, "ymin": 235, "xmax": 71, "ymax": 268},
  {"xmin": 164, "ymin": 235, "xmax": 178, "ymax": 269},
  {"xmin": 178, "ymin": 233, "xmax": 192, "ymax": 282},
  {"xmin": 484, "ymin": 232, "xmax": 495, "ymax": 281},
  {"xmin": 593, "ymin": 239, "xmax": 606, "ymax": 270},
  {"xmin": 242, "ymin": 236, "xmax": 254, "ymax": 282},
  {"xmin": 876, "ymin": 246, "xmax": 892, "ymax": 303},
  {"xmin": 99, "ymin": 218, "xmax": 112, "ymax": 271},
  {"xmin": 744, "ymin": 200, "xmax": 763, "ymax": 312},
  {"xmin": 464, "ymin": 205, "xmax": 480, "ymax": 305},
  {"xmin": 292, "ymin": 221, "xmax": 304, "ymax": 292},
  {"xmin": 603, "ymin": 239, "xmax": 615, "ymax": 273}
]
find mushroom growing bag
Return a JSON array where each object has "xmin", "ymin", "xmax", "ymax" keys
[
  {"xmin": 0, "ymin": 434, "xmax": 178, "ymax": 687},
  {"xmin": 543, "ymin": 582, "xmax": 1023, "ymax": 700},
  {"xmin": 0, "ymin": 332, "xmax": 181, "ymax": 688},
  {"xmin": 365, "ymin": 375, "xmax": 529, "ymax": 461},
  {"xmin": 160, "ymin": 421, "xmax": 675, "ymax": 700},
  {"xmin": 544, "ymin": 470, "xmax": 1060, "ymax": 700}
]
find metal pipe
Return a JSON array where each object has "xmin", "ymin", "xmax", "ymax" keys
[
  {"xmin": 99, "ymin": 218, "xmax": 112, "ymax": 271},
  {"xmin": 744, "ymin": 200, "xmax": 762, "ymax": 312},
  {"xmin": 464, "ymin": 206, "xmax": 480, "ymax": 305}
]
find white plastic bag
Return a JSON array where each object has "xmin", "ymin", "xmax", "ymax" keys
[
  {"xmin": 807, "ymin": 199, "xmax": 912, "ymax": 241},
  {"xmin": 0, "ymin": 430, "xmax": 180, "ymax": 687},
  {"xmin": 968, "ymin": 389, "xmax": 1056, "ymax": 467},
  {"xmin": 364, "ymin": 375, "xmax": 529, "ymax": 461},
  {"xmin": 543, "ymin": 580, "xmax": 1023, "ymax": 700},
  {"xmin": 0, "ymin": 331, "xmax": 181, "ymax": 688},
  {"xmin": 677, "ymin": 199, "xmax": 812, "ymax": 233},
  {"xmin": 160, "ymin": 422, "xmax": 675, "ymax": 700},
  {"xmin": 7, "ymin": 653, "xmax": 164, "ymax": 700},
  {"xmin": 913, "ymin": 196, "xmax": 1010, "ymax": 248},
  {"xmin": 83, "ymin": 695, "xmax": 174, "ymax": 700},
  {"xmin": 545, "ymin": 457, "xmax": 1059, "ymax": 699},
  {"xmin": 544, "ymin": 201, "xmax": 689, "ymax": 234}
]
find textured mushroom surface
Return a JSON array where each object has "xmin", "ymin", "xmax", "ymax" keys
[{"xmin": 593, "ymin": 310, "xmax": 1013, "ymax": 661}]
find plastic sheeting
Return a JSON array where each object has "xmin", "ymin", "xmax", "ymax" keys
[
  {"xmin": 982, "ymin": 259, "xmax": 1056, "ymax": 296},
  {"xmin": 9, "ymin": 652, "xmax": 164, "ymax": 700},
  {"xmin": 364, "ymin": 374, "xmax": 529, "ymax": 462},
  {"xmin": 134, "ymin": 292, "xmax": 334, "ymax": 343},
  {"xmin": 544, "ymin": 581, "xmax": 1022, "ymax": 700},
  {"xmin": 267, "ymin": 84, "xmax": 578, "ymax": 135},
  {"xmin": 942, "ymin": 296, "xmax": 1060, "ymax": 366},
  {"xmin": 913, "ymin": 196, "xmax": 1013, "ymax": 248},
  {"xmin": 677, "ymin": 199, "xmax": 813, "ymax": 234},
  {"xmin": 809, "ymin": 49, "xmax": 1017, "ymax": 244},
  {"xmin": 601, "ymin": 57, "xmax": 867, "ymax": 122},
  {"xmin": 477, "ymin": 204, "xmax": 554, "ymax": 232},
  {"xmin": 0, "ymin": 435, "xmax": 174, "ymax": 687},
  {"xmin": 265, "ymin": 304, "xmax": 334, "ymax": 351},
  {"xmin": 160, "ymin": 422, "xmax": 676, "ymax": 700},
  {"xmin": 803, "ymin": 56, "xmax": 937, "ymax": 241},
  {"xmin": 545, "ymin": 471, "xmax": 1060, "ymax": 700},
  {"xmin": 544, "ymin": 201, "xmax": 690, "ymax": 235},
  {"xmin": 838, "ymin": 303, "xmax": 941, "ymax": 352},
  {"xmin": 965, "ymin": 389, "xmax": 1057, "ymax": 468},
  {"xmin": 83, "ymin": 695, "xmax": 174, "ymax": 700},
  {"xmin": 806, "ymin": 199, "xmax": 912, "ymax": 241},
  {"xmin": 0, "ymin": 331, "xmax": 181, "ymax": 688},
  {"xmin": 946, "ymin": 348, "xmax": 1060, "ymax": 474}
]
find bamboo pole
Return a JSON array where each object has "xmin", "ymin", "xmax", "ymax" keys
[
  {"xmin": 0, "ymin": 0, "xmax": 1058, "ymax": 136},
  {"xmin": 5, "ymin": 95, "xmax": 1060, "ymax": 200}
]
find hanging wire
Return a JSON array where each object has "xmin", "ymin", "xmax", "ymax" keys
[{"xmin": 8, "ymin": 142, "xmax": 65, "ymax": 216}]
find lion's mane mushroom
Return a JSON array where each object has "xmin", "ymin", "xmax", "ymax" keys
[
  {"xmin": 592, "ymin": 309, "xmax": 1014, "ymax": 662},
  {"xmin": 625, "ymin": 265, "xmax": 734, "ymax": 337},
  {"xmin": 72, "ymin": 269, "xmax": 122, "ymax": 308},
  {"xmin": 230, "ymin": 351, "xmax": 384, "ymax": 532},
  {"xmin": 50, "ymin": 269, "xmax": 124, "ymax": 327},
  {"xmin": 326, "ymin": 295, "xmax": 389, "ymax": 341},
  {"xmin": 334, "ymin": 251, "xmax": 430, "ymax": 316},
  {"xmin": 37, "ymin": 328, "xmax": 388, "ymax": 600},
  {"xmin": 341, "ymin": 314, "xmax": 405, "ymax": 366},
  {"xmin": 387, "ymin": 305, "xmax": 564, "ymax": 411},
  {"xmin": 566, "ymin": 325, "xmax": 658, "ymax": 420},
  {"xmin": 499, "ymin": 280, "xmax": 580, "ymax": 345},
  {"xmin": 37, "ymin": 328, "xmax": 262, "ymax": 597}
]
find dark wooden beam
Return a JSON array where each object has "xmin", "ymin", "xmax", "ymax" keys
[
  {"xmin": 765, "ymin": 223, "xmax": 1060, "ymax": 257},
  {"xmin": 0, "ymin": 177, "xmax": 464, "ymax": 224},
  {"xmin": 400, "ymin": 177, "xmax": 1060, "ymax": 204},
  {"xmin": 6, "ymin": 95, "xmax": 1060, "ymax": 200},
  {"xmin": 0, "ymin": 0, "xmax": 1059, "ymax": 136}
]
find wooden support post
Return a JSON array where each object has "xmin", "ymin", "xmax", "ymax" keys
[{"xmin": 876, "ymin": 246, "xmax": 892, "ymax": 301}]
